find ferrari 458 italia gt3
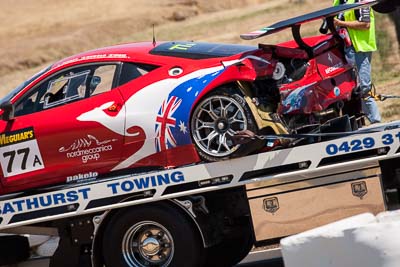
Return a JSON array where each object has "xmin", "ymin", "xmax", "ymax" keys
[{"xmin": 0, "ymin": 3, "xmax": 369, "ymax": 194}]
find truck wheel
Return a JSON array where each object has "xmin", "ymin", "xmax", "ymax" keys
[
  {"xmin": 190, "ymin": 87, "xmax": 263, "ymax": 161},
  {"xmin": 102, "ymin": 203, "xmax": 204, "ymax": 267}
]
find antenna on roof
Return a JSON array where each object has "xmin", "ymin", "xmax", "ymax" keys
[{"xmin": 152, "ymin": 24, "xmax": 156, "ymax": 47}]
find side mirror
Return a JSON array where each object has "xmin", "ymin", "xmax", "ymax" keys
[{"xmin": 0, "ymin": 101, "xmax": 15, "ymax": 121}]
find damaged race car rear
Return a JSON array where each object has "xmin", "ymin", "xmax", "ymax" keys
[
  {"xmin": 196, "ymin": 1, "xmax": 377, "ymax": 159},
  {"xmin": 225, "ymin": 1, "xmax": 380, "ymax": 149}
]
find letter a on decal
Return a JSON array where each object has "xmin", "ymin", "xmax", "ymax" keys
[{"xmin": 33, "ymin": 155, "xmax": 43, "ymax": 167}]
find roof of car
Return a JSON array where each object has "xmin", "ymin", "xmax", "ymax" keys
[
  {"xmin": 53, "ymin": 42, "xmax": 156, "ymax": 68},
  {"xmin": 53, "ymin": 41, "xmax": 257, "ymax": 69},
  {"xmin": 149, "ymin": 41, "xmax": 257, "ymax": 59}
]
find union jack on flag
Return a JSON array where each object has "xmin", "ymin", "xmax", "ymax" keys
[{"xmin": 155, "ymin": 96, "xmax": 182, "ymax": 152}]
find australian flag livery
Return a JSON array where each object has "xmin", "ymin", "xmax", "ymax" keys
[{"xmin": 155, "ymin": 69, "xmax": 224, "ymax": 152}]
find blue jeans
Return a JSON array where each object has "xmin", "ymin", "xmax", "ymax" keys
[{"xmin": 345, "ymin": 46, "xmax": 381, "ymax": 123}]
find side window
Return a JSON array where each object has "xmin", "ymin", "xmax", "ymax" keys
[
  {"xmin": 14, "ymin": 64, "xmax": 118, "ymax": 116},
  {"xmin": 44, "ymin": 70, "xmax": 89, "ymax": 109},
  {"xmin": 118, "ymin": 63, "xmax": 159, "ymax": 86},
  {"xmin": 14, "ymin": 91, "xmax": 39, "ymax": 116}
]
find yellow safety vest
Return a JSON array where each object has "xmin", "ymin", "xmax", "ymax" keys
[{"xmin": 333, "ymin": 0, "xmax": 377, "ymax": 52}]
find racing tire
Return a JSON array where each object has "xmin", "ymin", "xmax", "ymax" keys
[
  {"xmin": 102, "ymin": 202, "xmax": 204, "ymax": 267},
  {"xmin": 190, "ymin": 86, "xmax": 264, "ymax": 161}
]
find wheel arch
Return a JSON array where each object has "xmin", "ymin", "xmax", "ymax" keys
[
  {"xmin": 192, "ymin": 79, "xmax": 254, "ymax": 111},
  {"xmin": 187, "ymin": 81, "xmax": 252, "ymax": 137},
  {"xmin": 192, "ymin": 60, "xmax": 259, "ymax": 108},
  {"xmin": 189, "ymin": 80, "xmax": 258, "ymax": 127},
  {"xmin": 189, "ymin": 81, "xmax": 269, "ymax": 161}
]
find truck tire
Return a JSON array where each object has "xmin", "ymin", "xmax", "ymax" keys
[{"xmin": 102, "ymin": 202, "xmax": 204, "ymax": 267}]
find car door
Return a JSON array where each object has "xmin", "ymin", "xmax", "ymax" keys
[{"xmin": 0, "ymin": 63, "xmax": 125, "ymax": 192}]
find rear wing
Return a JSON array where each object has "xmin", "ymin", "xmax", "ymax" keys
[{"xmin": 240, "ymin": 0, "xmax": 378, "ymax": 40}]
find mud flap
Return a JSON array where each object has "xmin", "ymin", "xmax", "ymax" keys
[
  {"xmin": 0, "ymin": 235, "xmax": 29, "ymax": 265},
  {"xmin": 50, "ymin": 217, "xmax": 94, "ymax": 267}
]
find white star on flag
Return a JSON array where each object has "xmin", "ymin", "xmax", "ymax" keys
[{"xmin": 179, "ymin": 120, "xmax": 187, "ymax": 134}]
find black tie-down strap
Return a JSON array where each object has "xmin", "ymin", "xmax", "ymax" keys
[{"xmin": 230, "ymin": 125, "xmax": 397, "ymax": 146}]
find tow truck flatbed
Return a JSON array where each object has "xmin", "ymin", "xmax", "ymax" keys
[{"xmin": 1, "ymin": 120, "xmax": 399, "ymax": 231}]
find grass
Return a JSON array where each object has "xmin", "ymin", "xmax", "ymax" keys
[
  {"xmin": 370, "ymin": 13, "xmax": 400, "ymax": 122},
  {"xmin": 372, "ymin": 13, "xmax": 400, "ymax": 83}
]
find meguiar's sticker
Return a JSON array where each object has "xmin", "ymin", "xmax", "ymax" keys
[{"xmin": 0, "ymin": 127, "xmax": 44, "ymax": 177}]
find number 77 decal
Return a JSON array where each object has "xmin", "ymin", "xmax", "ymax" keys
[
  {"xmin": 1, "ymin": 141, "xmax": 44, "ymax": 177},
  {"xmin": 3, "ymin": 148, "xmax": 31, "ymax": 173}
]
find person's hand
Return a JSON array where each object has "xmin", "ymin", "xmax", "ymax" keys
[{"xmin": 334, "ymin": 18, "xmax": 344, "ymax": 28}]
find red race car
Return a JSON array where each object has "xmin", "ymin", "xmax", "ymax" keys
[{"xmin": 0, "ymin": 3, "xmax": 370, "ymax": 195}]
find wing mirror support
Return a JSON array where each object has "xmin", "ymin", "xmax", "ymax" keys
[{"xmin": 0, "ymin": 101, "xmax": 15, "ymax": 121}]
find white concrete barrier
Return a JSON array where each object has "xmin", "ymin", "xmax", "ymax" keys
[
  {"xmin": 377, "ymin": 209, "xmax": 400, "ymax": 223},
  {"xmin": 280, "ymin": 211, "xmax": 400, "ymax": 267}
]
